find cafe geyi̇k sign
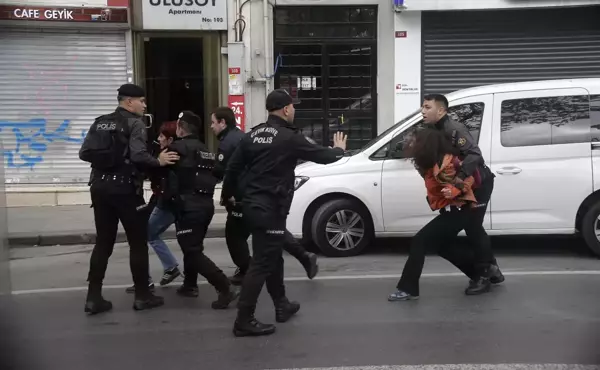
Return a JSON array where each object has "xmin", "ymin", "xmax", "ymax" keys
[{"xmin": 143, "ymin": 0, "xmax": 227, "ymax": 30}]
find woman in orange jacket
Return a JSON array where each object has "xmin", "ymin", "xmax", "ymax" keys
[{"xmin": 388, "ymin": 128, "xmax": 492, "ymax": 301}]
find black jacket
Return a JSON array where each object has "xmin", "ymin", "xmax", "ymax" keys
[
  {"xmin": 165, "ymin": 134, "xmax": 217, "ymax": 211},
  {"xmin": 434, "ymin": 114, "xmax": 485, "ymax": 180},
  {"xmin": 222, "ymin": 115, "xmax": 345, "ymax": 215},
  {"xmin": 81, "ymin": 107, "xmax": 159, "ymax": 190},
  {"xmin": 213, "ymin": 126, "xmax": 245, "ymax": 182}
]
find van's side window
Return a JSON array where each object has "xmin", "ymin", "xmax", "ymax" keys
[
  {"xmin": 591, "ymin": 95, "xmax": 600, "ymax": 142},
  {"xmin": 373, "ymin": 102, "xmax": 485, "ymax": 159},
  {"xmin": 500, "ymin": 95, "xmax": 591, "ymax": 147},
  {"xmin": 447, "ymin": 102, "xmax": 485, "ymax": 143}
]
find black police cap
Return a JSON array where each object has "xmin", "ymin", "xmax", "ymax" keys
[
  {"xmin": 117, "ymin": 83, "xmax": 145, "ymax": 98},
  {"xmin": 178, "ymin": 110, "xmax": 203, "ymax": 130},
  {"xmin": 266, "ymin": 89, "xmax": 295, "ymax": 112}
]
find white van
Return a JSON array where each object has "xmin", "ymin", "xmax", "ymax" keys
[{"xmin": 288, "ymin": 78, "xmax": 600, "ymax": 257}]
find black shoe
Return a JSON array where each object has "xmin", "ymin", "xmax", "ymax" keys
[
  {"xmin": 133, "ymin": 293, "xmax": 164, "ymax": 311},
  {"xmin": 176, "ymin": 284, "xmax": 199, "ymax": 298},
  {"xmin": 275, "ymin": 298, "xmax": 300, "ymax": 323},
  {"xmin": 211, "ymin": 289, "xmax": 240, "ymax": 310},
  {"xmin": 84, "ymin": 297, "xmax": 113, "ymax": 315},
  {"xmin": 465, "ymin": 277, "xmax": 491, "ymax": 296},
  {"xmin": 489, "ymin": 264, "xmax": 505, "ymax": 284},
  {"xmin": 159, "ymin": 267, "xmax": 181, "ymax": 286},
  {"xmin": 125, "ymin": 281, "xmax": 155, "ymax": 294},
  {"xmin": 229, "ymin": 268, "xmax": 246, "ymax": 286},
  {"xmin": 302, "ymin": 253, "xmax": 319, "ymax": 280},
  {"xmin": 233, "ymin": 316, "xmax": 276, "ymax": 337}
]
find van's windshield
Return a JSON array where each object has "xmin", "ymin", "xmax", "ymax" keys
[{"xmin": 356, "ymin": 108, "xmax": 421, "ymax": 153}]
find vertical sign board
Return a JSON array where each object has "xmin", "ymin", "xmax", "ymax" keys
[
  {"xmin": 228, "ymin": 67, "xmax": 245, "ymax": 131},
  {"xmin": 228, "ymin": 95, "xmax": 245, "ymax": 132},
  {"xmin": 142, "ymin": 0, "xmax": 227, "ymax": 30}
]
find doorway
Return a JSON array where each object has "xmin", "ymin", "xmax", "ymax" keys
[{"xmin": 143, "ymin": 37, "xmax": 206, "ymax": 143}]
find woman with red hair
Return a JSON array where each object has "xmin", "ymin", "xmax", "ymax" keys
[{"xmin": 126, "ymin": 120, "xmax": 181, "ymax": 294}]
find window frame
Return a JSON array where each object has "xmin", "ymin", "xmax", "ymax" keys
[{"xmin": 369, "ymin": 101, "xmax": 487, "ymax": 161}]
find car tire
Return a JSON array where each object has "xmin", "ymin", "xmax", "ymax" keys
[
  {"xmin": 310, "ymin": 198, "xmax": 373, "ymax": 257},
  {"xmin": 580, "ymin": 200, "xmax": 600, "ymax": 257}
]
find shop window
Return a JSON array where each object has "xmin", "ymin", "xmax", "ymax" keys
[{"xmin": 501, "ymin": 95, "xmax": 591, "ymax": 147}]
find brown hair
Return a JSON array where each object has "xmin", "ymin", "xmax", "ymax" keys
[{"xmin": 403, "ymin": 128, "xmax": 458, "ymax": 171}]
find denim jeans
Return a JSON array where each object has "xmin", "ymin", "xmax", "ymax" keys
[{"xmin": 148, "ymin": 205, "xmax": 178, "ymax": 271}]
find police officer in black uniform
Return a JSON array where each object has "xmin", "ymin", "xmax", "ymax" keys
[
  {"xmin": 79, "ymin": 83, "xmax": 179, "ymax": 314},
  {"xmin": 389, "ymin": 94, "xmax": 504, "ymax": 301},
  {"xmin": 210, "ymin": 107, "xmax": 318, "ymax": 286},
  {"xmin": 165, "ymin": 110, "xmax": 238, "ymax": 308},
  {"xmin": 222, "ymin": 89, "xmax": 347, "ymax": 337}
]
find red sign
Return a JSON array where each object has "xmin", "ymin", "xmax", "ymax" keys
[
  {"xmin": 395, "ymin": 31, "xmax": 407, "ymax": 38},
  {"xmin": 228, "ymin": 95, "xmax": 246, "ymax": 132},
  {"xmin": 0, "ymin": 5, "xmax": 128, "ymax": 23},
  {"xmin": 228, "ymin": 67, "xmax": 241, "ymax": 75}
]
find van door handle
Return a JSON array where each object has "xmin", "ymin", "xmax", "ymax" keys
[{"xmin": 496, "ymin": 167, "xmax": 522, "ymax": 175}]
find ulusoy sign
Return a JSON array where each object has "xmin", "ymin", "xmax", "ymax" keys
[
  {"xmin": 0, "ymin": 5, "xmax": 128, "ymax": 23},
  {"xmin": 143, "ymin": 0, "xmax": 227, "ymax": 30}
]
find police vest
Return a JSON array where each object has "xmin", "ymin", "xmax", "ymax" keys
[
  {"xmin": 173, "ymin": 139, "xmax": 217, "ymax": 195},
  {"xmin": 79, "ymin": 111, "xmax": 133, "ymax": 175}
]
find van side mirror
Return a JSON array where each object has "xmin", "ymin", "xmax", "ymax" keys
[{"xmin": 389, "ymin": 148, "xmax": 404, "ymax": 159}]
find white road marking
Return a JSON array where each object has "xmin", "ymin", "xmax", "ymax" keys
[
  {"xmin": 10, "ymin": 270, "xmax": 600, "ymax": 295},
  {"xmin": 267, "ymin": 365, "xmax": 600, "ymax": 370}
]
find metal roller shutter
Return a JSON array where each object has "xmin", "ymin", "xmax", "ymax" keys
[
  {"xmin": 0, "ymin": 29, "xmax": 127, "ymax": 185},
  {"xmin": 422, "ymin": 6, "xmax": 600, "ymax": 96}
]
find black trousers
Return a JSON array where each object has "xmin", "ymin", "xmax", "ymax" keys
[
  {"xmin": 396, "ymin": 176, "xmax": 496, "ymax": 296},
  {"xmin": 87, "ymin": 181, "xmax": 152, "ymax": 298},
  {"xmin": 225, "ymin": 205, "xmax": 310, "ymax": 274},
  {"xmin": 175, "ymin": 197, "xmax": 230, "ymax": 293},
  {"xmin": 237, "ymin": 206, "xmax": 287, "ymax": 311}
]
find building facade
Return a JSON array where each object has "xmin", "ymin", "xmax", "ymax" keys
[{"xmin": 239, "ymin": 0, "xmax": 600, "ymax": 149}]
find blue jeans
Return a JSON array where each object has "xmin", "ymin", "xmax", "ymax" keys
[{"xmin": 148, "ymin": 206, "xmax": 178, "ymax": 271}]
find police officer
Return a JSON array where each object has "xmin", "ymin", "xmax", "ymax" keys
[
  {"xmin": 165, "ymin": 110, "xmax": 238, "ymax": 308},
  {"xmin": 222, "ymin": 89, "xmax": 347, "ymax": 337},
  {"xmin": 79, "ymin": 83, "xmax": 179, "ymax": 314},
  {"xmin": 389, "ymin": 94, "xmax": 504, "ymax": 301},
  {"xmin": 210, "ymin": 107, "xmax": 318, "ymax": 286}
]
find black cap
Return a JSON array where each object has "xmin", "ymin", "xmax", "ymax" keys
[
  {"xmin": 178, "ymin": 110, "xmax": 203, "ymax": 130},
  {"xmin": 117, "ymin": 83, "xmax": 145, "ymax": 98},
  {"xmin": 266, "ymin": 89, "xmax": 294, "ymax": 112}
]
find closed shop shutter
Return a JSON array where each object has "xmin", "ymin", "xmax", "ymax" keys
[
  {"xmin": 0, "ymin": 29, "xmax": 127, "ymax": 185},
  {"xmin": 422, "ymin": 6, "xmax": 600, "ymax": 96}
]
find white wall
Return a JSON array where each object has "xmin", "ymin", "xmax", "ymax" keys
[
  {"xmin": 0, "ymin": 0, "xmax": 110, "ymax": 6},
  {"xmin": 401, "ymin": 0, "xmax": 600, "ymax": 11},
  {"xmin": 393, "ymin": 11, "xmax": 421, "ymax": 128}
]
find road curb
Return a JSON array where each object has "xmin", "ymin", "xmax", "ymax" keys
[{"xmin": 8, "ymin": 227, "xmax": 226, "ymax": 248}]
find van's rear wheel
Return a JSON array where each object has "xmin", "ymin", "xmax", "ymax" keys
[
  {"xmin": 311, "ymin": 199, "xmax": 373, "ymax": 257},
  {"xmin": 580, "ymin": 201, "xmax": 600, "ymax": 257}
]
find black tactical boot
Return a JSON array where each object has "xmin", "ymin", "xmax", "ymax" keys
[
  {"xmin": 229, "ymin": 268, "xmax": 246, "ymax": 286},
  {"xmin": 211, "ymin": 288, "xmax": 240, "ymax": 310},
  {"xmin": 85, "ymin": 284, "xmax": 113, "ymax": 315},
  {"xmin": 275, "ymin": 297, "xmax": 300, "ymax": 323},
  {"xmin": 233, "ymin": 308, "xmax": 276, "ymax": 337},
  {"xmin": 302, "ymin": 253, "xmax": 319, "ymax": 279},
  {"xmin": 489, "ymin": 264, "xmax": 505, "ymax": 284},
  {"xmin": 176, "ymin": 284, "xmax": 199, "ymax": 298},
  {"xmin": 464, "ymin": 277, "xmax": 491, "ymax": 295},
  {"xmin": 133, "ymin": 292, "xmax": 165, "ymax": 311}
]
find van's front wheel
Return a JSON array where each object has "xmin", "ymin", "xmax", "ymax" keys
[{"xmin": 580, "ymin": 201, "xmax": 600, "ymax": 257}]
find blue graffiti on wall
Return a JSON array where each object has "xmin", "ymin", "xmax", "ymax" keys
[{"xmin": 0, "ymin": 118, "xmax": 86, "ymax": 169}]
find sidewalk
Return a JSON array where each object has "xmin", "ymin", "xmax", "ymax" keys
[{"xmin": 7, "ymin": 204, "xmax": 227, "ymax": 247}]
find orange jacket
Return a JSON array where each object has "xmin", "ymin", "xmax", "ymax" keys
[{"xmin": 423, "ymin": 154, "xmax": 477, "ymax": 211}]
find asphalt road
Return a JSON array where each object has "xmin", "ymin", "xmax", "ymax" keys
[{"xmin": 3, "ymin": 237, "xmax": 600, "ymax": 370}]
